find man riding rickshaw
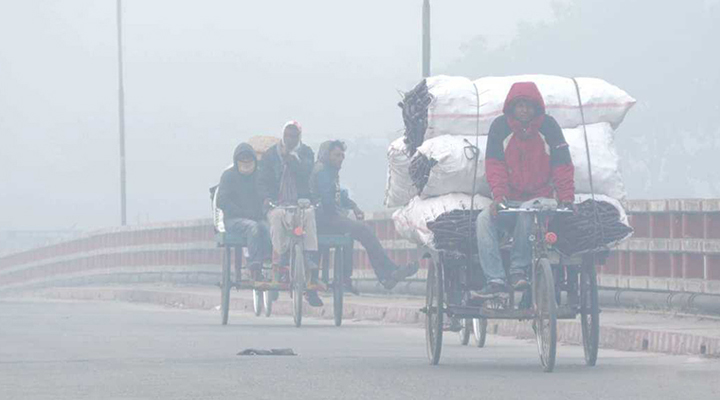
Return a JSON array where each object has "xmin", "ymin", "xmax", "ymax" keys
[
  {"xmin": 475, "ymin": 81, "xmax": 575, "ymax": 298},
  {"xmin": 423, "ymin": 81, "xmax": 602, "ymax": 372}
]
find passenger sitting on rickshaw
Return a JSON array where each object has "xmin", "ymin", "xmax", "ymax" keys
[
  {"xmin": 475, "ymin": 82, "xmax": 575, "ymax": 298},
  {"xmin": 259, "ymin": 120, "xmax": 324, "ymax": 307},
  {"xmin": 216, "ymin": 143, "xmax": 273, "ymax": 281},
  {"xmin": 310, "ymin": 140, "xmax": 418, "ymax": 291}
]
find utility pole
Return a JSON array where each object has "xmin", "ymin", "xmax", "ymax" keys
[
  {"xmin": 422, "ymin": 0, "xmax": 431, "ymax": 78},
  {"xmin": 116, "ymin": 0, "xmax": 127, "ymax": 226}
]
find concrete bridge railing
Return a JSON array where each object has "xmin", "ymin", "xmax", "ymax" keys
[{"xmin": 1, "ymin": 199, "xmax": 719, "ymax": 295}]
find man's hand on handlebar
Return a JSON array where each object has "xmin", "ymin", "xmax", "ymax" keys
[
  {"xmin": 492, "ymin": 198, "xmax": 575, "ymax": 215},
  {"xmin": 263, "ymin": 198, "xmax": 274, "ymax": 213},
  {"xmin": 558, "ymin": 201, "xmax": 577, "ymax": 213},
  {"xmin": 490, "ymin": 196, "xmax": 507, "ymax": 217},
  {"xmin": 353, "ymin": 206, "xmax": 365, "ymax": 221}
]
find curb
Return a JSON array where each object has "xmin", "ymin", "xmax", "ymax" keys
[
  {"xmin": 5, "ymin": 272, "xmax": 720, "ymax": 317},
  {"xmin": 10, "ymin": 286, "xmax": 720, "ymax": 357}
]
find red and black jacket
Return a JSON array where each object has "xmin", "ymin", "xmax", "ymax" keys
[{"xmin": 485, "ymin": 82, "xmax": 575, "ymax": 202}]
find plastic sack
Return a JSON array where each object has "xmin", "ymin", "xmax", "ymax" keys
[
  {"xmin": 565, "ymin": 123, "xmax": 627, "ymax": 200},
  {"xmin": 549, "ymin": 194, "xmax": 634, "ymax": 254},
  {"xmin": 392, "ymin": 193, "xmax": 492, "ymax": 247},
  {"xmin": 247, "ymin": 136, "xmax": 280, "ymax": 160},
  {"xmin": 574, "ymin": 194, "xmax": 631, "ymax": 239},
  {"xmin": 404, "ymin": 124, "xmax": 625, "ymax": 200},
  {"xmin": 411, "ymin": 135, "xmax": 491, "ymax": 199},
  {"xmin": 423, "ymin": 74, "xmax": 636, "ymax": 140},
  {"xmin": 384, "ymin": 137, "xmax": 418, "ymax": 208}
]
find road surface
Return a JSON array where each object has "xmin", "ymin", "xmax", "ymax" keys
[{"xmin": 1, "ymin": 298, "xmax": 718, "ymax": 400}]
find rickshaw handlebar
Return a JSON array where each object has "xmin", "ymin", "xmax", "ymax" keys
[
  {"xmin": 497, "ymin": 205, "xmax": 573, "ymax": 215},
  {"xmin": 267, "ymin": 200, "xmax": 318, "ymax": 211}
]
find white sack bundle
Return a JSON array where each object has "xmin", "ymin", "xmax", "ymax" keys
[
  {"xmin": 565, "ymin": 123, "xmax": 627, "ymax": 200},
  {"xmin": 423, "ymin": 74, "xmax": 636, "ymax": 140},
  {"xmin": 392, "ymin": 193, "xmax": 493, "ymax": 247},
  {"xmin": 410, "ymin": 135, "xmax": 491, "ymax": 199},
  {"xmin": 384, "ymin": 137, "xmax": 417, "ymax": 208},
  {"xmin": 400, "ymin": 124, "xmax": 625, "ymax": 200}
]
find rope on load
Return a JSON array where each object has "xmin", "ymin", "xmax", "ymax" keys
[
  {"xmin": 572, "ymin": 77, "xmax": 607, "ymax": 262},
  {"xmin": 468, "ymin": 81, "xmax": 482, "ymax": 255}
]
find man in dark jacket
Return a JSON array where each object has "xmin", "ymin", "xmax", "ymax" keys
[
  {"xmin": 259, "ymin": 121, "xmax": 322, "ymax": 306},
  {"xmin": 259, "ymin": 121, "xmax": 316, "ymax": 205},
  {"xmin": 216, "ymin": 143, "xmax": 272, "ymax": 280},
  {"xmin": 476, "ymin": 82, "xmax": 575, "ymax": 297},
  {"xmin": 311, "ymin": 140, "xmax": 418, "ymax": 291}
]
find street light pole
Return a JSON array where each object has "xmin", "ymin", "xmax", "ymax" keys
[
  {"xmin": 422, "ymin": 0, "xmax": 431, "ymax": 78},
  {"xmin": 116, "ymin": 0, "xmax": 127, "ymax": 226}
]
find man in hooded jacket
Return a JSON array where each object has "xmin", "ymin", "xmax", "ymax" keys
[
  {"xmin": 311, "ymin": 140, "xmax": 418, "ymax": 291},
  {"xmin": 475, "ymin": 82, "xmax": 575, "ymax": 297},
  {"xmin": 216, "ymin": 143, "xmax": 272, "ymax": 280},
  {"xmin": 259, "ymin": 121, "xmax": 323, "ymax": 306}
]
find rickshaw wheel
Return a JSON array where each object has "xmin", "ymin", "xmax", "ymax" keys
[
  {"xmin": 252, "ymin": 290, "xmax": 263, "ymax": 317},
  {"xmin": 534, "ymin": 258, "xmax": 557, "ymax": 373},
  {"xmin": 263, "ymin": 291, "xmax": 274, "ymax": 317},
  {"xmin": 220, "ymin": 248, "xmax": 231, "ymax": 326},
  {"xmin": 459, "ymin": 319, "xmax": 471, "ymax": 346},
  {"xmin": 473, "ymin": 318, "xmax": 488, "ymax": 348},
  {"xmin": 581, "ymin": 258, "xmax": 600, "ymax": 366},
  {"xmin": 425, "ymin": 255, "xmax": 444, "ymax": 365},
  {"xmin": 292, "ymin": 243, "xmax": 305, "ymax": 328}
]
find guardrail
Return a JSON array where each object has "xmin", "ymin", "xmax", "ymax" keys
[
  {"xmin": 603, "ymin": 199, "xmax": 720, "ymax": 293},
  {"xmin": 1, "ymin": 200, "xmax": 719, "ymax": 295}
]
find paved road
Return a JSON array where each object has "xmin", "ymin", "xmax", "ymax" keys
[{"xmin": 1, "ymin": 299, "xmax": 718, "ymax": 400}]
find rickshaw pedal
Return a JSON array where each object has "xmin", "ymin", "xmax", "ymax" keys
[
  {"xmin": 443, "ymin": 318, "xmax": 463, "ymax": 332},
  {"xmin": 307, "ymin": 282, "xmax": 328, "ymax": 292},
  {"xmin": 470, "ymin": 291, "xmax": 509, "ymax": 301}
]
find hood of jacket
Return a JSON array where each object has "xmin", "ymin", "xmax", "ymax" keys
[
  {"xmin": 502, "ymin": 81, "xmax": 546, "ymax": 115},
  {"xmin": 503, "ymin": 81, "xmax": 546, "ymax": 138},
  {"xmin": 233, "ymin": 143, "xmax": 257, "ymax": 169}
]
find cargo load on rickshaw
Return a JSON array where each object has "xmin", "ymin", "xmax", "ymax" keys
[{"xmin": 386, "ymin": 74, "xmax": 636, "ymax": 371}]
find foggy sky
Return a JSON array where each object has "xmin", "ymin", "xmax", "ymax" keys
[{"xmin": 1, "ymin": 0, "xmax": 563, "ymax": 231}]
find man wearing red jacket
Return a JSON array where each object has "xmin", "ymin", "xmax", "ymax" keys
[{"xmin": 476, "ymin": 82, "xmax": 575, "ymax": 297}]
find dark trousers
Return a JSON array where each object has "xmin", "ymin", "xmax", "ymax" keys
[
  {"xmin": 224, "ymin": 218, "xmax": 272, "ymax": 268},
  {"xmin": 317, "ymin": 214, "xmax": 393, "ymax": 279}
]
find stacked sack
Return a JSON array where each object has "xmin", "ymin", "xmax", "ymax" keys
[
  {"xmin": 399, "ymin": 74, "xmax": 636, "ymax": 153},
  {"xmin": 387, "ymin": 74, "xmax": 635, "ymax": 255}
]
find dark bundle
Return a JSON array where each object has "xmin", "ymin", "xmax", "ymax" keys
[
  {"xmin": 399, "ymin": 79, "xmax": 433, "ymax": 155},
  {"xmin": 427, "ymin": 199, "xmax": 632, "ymax": 256},
  {"xmin": 550, "ymin": 200, "xmax": 634, "ymax": 255},
  {"xmin": 408, "ymin": 153, "xmax": 437, "ymax": 193},
  {"xmin": 427, "ymin": 209, "xmax": 482, "ymax": 254}
]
